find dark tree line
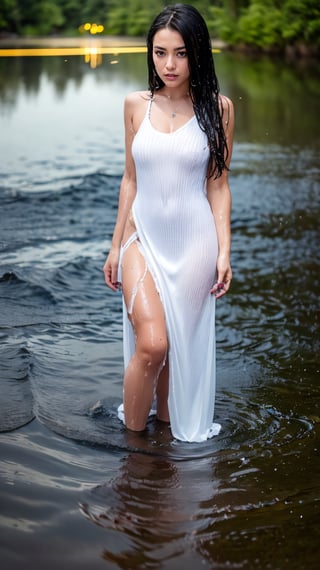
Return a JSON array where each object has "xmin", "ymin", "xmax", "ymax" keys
[{"xmin": 0, "ymin": 1, "xmax": 319, "ymax": 50}]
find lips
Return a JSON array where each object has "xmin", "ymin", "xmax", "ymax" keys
[{"xmin": 165, "ymin": 74, "xmax": 178, "ymax": 80}]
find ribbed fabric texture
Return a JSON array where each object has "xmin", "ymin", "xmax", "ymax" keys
[{"xmin": 123, "ymin": 99, "xmax": 221, "ymax": 442}]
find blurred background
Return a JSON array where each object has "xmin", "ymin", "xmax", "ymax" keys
[{"xmin": 0, "ymin": 0, "xmax": 319, "ymax": 56}]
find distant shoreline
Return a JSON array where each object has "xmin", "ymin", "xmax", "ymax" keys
[
  {"xmin": 0, "ymin": 35, "xmax": 226, "ymax": 50},
  {"xmin": 0, "ymin": 35, "xmax": 317, "ymax": 58},
  {"xmin": 0, "ymin": 36, "xmax": 145, "ymax": 48}
]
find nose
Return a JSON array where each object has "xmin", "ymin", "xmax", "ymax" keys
[{"xmin": 165, "ymin": 54, "xmax": 175, "ymax": 70}]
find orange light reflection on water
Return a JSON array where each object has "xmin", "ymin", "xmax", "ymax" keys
[
  {"xmin": 0, "ymin": 47, "xmax": 147, "ymax": 56},
  {"xmin": 0, "ymin": 46, "xmax": 147, "ymax": 68},
  {"xmin": 0, "ymin": 46, "xmax": 220, "ymax": 68}
]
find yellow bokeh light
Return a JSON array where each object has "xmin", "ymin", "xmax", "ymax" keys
[{"xmin": 84, "ymin": 23, "xmax": 91, "ymax": 31}]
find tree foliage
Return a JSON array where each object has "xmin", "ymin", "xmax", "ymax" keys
[
  {"xmin": 209, "ymin": 0, "xmax": 320, "ymax": 49},
  {"xmin": 0, "ymin": 0, "xmax": 319, "ymax": 50}
]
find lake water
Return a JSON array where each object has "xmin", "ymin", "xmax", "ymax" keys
[{"xmin": 0, "ymin": 47, "xmax": 319, "ymax": 569}]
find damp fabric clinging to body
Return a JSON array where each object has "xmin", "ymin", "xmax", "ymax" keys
[{"xmin": 118, "ymin": 99, "xmax": 221, "ymax": 442}]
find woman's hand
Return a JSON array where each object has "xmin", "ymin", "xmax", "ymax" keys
[
  {"xmin": 103, "ymin": 248, "xmax": 120, "ymax": 291},
  {"xmin": 210, "ymin": 253, "xmax": 232, "ymax": 299}
]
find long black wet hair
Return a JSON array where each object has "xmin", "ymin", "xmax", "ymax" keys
[{"xmin": 147, "ymin": 3, "xmax": 229, "ymax": 179}]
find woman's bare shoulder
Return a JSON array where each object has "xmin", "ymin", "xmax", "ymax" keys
[
  {"xmin": 219, "ymin": 93, "xmax": 234, "ymax": 127},
  {"xmin": 219, "ymin": 93, "xmax": 233, "ymax": 112},
  {"xmin": 125, "ymin": 90, "xmax": 152, "ymax": 109},
  {"xmin": 124, "ymin": 91, "xmax": 151, "ymax": 133}
]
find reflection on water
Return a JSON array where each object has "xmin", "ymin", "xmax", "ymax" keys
[
  {"xmin": 0, "ymin": 51, "xmax": 148, "ymax": 106},
  {"xmin": 0, "ymin": 50, "xmax": 319, "ymax": 569},
  {"xmin": 0, "ymin": 45, "xmax": 148, "ymax": 68},
  {"xmin": 1, "ymin": 50, "xmax": 319, "ymax": 143},
  {"xmin": 79, "ymin": 430, "xmax": 318, "ymax": 569}
]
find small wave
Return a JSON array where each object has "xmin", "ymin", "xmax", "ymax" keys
[
  {"xmin": 1, "ymin": 327, "xmax": 315, "ymax": 461},
  {"xmin": 0, "ymin": 171, "xmax": 121, "ymax": 201},
  {"xmin": 0, "ymin": 271, "xmax": 56, "ymax": 327},
  {"xmin": 0, "ymin": 172, "xmax": 120, "ymax": 272},
  {"xmin": 0, "ymin": 270, "xmax": 56, "ymax": 300},
  {"xmin": 0, "ymin": 341, "xmax": 35, "ymax": 432},
  {"xmin": 216, "ymin": 389, "xmax": 314, "ymax": 452},
  {"xmin": 27, "ymin": 386, "xmax": 314, "ymax": 462}
]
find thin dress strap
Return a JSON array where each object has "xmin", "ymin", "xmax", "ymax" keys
[{"xmin": 147, "ymin": 95, "xmax": 153, "ymax": 119}]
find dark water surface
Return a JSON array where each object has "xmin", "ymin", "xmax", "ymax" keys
[{"xmin": 0, "ymin": 50, "xmax": 319, "ymax": 569}]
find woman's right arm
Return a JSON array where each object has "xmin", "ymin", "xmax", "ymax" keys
[{"xmin": 103, "ymin": 94, "xmax": 137, "ymax": 291}]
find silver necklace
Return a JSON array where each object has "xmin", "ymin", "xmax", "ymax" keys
[
  {"xmin": 164, "ymin": 94, "xmax": 179, "ymax": 118},
  {"xmin": 164, "ymin": 92, "xmax": 190, "ymax": 118}
]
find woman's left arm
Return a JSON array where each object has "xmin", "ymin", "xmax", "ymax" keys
[{"xmin": 207, "ymin": 95, "xmax": 235, "ymax": 299}]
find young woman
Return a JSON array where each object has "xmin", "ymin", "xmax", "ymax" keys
[{"xmin": 103, "ymin": 4, "xmax": 234, "ymax": 442}]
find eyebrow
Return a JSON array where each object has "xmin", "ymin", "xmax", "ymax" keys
[{"xmin": 153, "ymin": 45, "xmax": 186, "ymax": 51}]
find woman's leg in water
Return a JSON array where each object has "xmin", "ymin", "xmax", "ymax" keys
[
  {"xmin": 156, "ymin": 360, "xmax": 170, "ymax": 423},
  {"xmin": 121, "ymin": 239, "xmax": 169, "ymax": 431}
]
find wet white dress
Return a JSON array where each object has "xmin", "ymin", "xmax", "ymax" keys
[{"xmin": 119, "ymin": 98, "xmax": 221, "ymax": 442}]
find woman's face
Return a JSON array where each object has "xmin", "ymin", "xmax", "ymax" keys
[{"xmin": 152, "ymin": 27, "xmax": 190, "ymax": 92}]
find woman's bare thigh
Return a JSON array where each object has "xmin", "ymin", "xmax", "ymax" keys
[{"xmin": 121, "ymin": 240, "xmax": 167, "ymax": 346}]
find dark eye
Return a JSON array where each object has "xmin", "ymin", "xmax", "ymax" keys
[
  {"xmin": 177, "ymin": 51, "xmax": 187, "ymax": 58},
  {"xmin": 154, "ymin": 49, "xmax": 165, "ymax": 57}
]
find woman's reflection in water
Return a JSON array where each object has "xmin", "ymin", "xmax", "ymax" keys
[{"xmin": 80, "ymin": 429, "xmax": 222, "ymax": 568}]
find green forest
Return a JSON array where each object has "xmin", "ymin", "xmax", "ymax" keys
[{"xmin": 0, "ymin": 0, "xmax": 319, "ymax": 51}]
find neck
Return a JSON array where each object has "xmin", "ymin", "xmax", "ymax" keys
[{"xmin": 160, "ymin": 86, "xmax": 190, "ymax": 101}]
